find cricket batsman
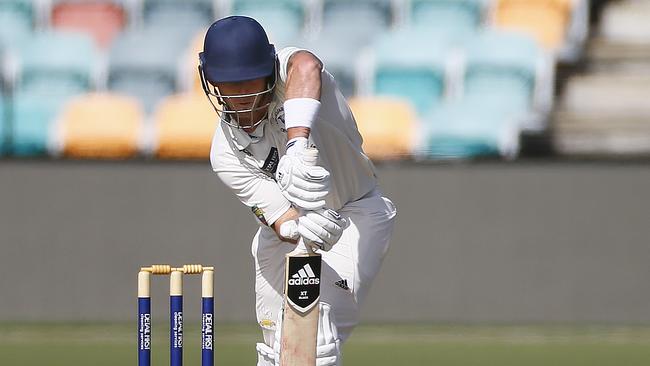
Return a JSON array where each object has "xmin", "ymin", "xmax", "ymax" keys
[{"xmin": 199, "ymin": 16, "xmax": 397, "ymax": 365}]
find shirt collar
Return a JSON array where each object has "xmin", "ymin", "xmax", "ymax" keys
[{"xmin": 222, "ymin": 117, "xmax": 267, "ymax": 151}]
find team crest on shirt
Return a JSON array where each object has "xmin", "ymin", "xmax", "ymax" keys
[
  {"xmin": 270, "ymin": 106, "xmax": 286, "ymax": 132},
  {"xmin": 251, "ymin": 205, "xmax": 268, "ymax": 226}
]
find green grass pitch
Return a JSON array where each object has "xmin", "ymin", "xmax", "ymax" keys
[{"xmin": 1, "ymin": 323, "xmax": 650, "ymax": 365}]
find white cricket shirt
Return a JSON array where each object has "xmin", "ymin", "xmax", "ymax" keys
[{"xmin": 210, "ymin": 47, "xmax": 378, "ymax": 226}]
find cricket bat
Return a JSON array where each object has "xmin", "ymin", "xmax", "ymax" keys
[{"xmin": 280, "ymin": 148, "xmax": 322, "ymax": 366}]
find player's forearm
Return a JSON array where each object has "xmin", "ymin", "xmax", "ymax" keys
[
  {"xmin": 287, "ymin": 127, "xmax": 310, "ymax": 140},
  {"xmin": 273, "ymin": 206, "xmax": 300, "ymax": 243},
  {"xmin": 284, "ymin": 51, "xmax": 322, "ymax": 140},
  {"xmin": 285, "ymin": 51, "xmax": 322, "ymax": 101}
]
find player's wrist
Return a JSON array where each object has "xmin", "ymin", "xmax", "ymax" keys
[
  {"xmin": 283, "ymin": 98, "xmax": 321, "ymax": 130},
  {"xmin": 285, "ymin": 137, "xmax": 309, "ymax": 156}
]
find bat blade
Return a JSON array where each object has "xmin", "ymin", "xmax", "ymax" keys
[{"xmin": 280, "ymin": 241, "xmax": 321, "ymax": 366}]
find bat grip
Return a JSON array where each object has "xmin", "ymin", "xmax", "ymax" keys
[
  {"xmin": 294, "ymin": 147, "xmax": 319, "ymax": 255},
  {"xmin": 295, "ymin": 237, "xmax": 315, "ymax": 255}
]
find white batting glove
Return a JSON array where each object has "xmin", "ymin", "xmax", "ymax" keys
[
  {"xmin": 298, "ymin": 209, "xmax": 347, "ymax": 252},
  {"xmin": 279, "ymin": 219, "xmax": 299, "ymax": 241},
  {"xmin": 276, "ymin": 138, "xmax": 330, "ymax": 210}
]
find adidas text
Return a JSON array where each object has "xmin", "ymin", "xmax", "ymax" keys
[{"xmin": 288, "ymin": 278, "xmax": 320, "ymax": 285}]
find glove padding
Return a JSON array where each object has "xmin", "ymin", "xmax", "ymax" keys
[
  {"xmin": 316, "ymin": 303, "xmax": 341, "ymax": 366},
  {"xmin": 298, "ymin": 209, "xmax": 347, "ymax": 252},
  {"xmin": 256, "ymin": 342, "xmax": 276, "ymax": 366},
  {"xmin": 276, "ymin": 138, "xmax": 330, "ymax": 210}
]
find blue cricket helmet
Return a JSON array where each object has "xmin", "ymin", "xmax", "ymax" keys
[{"xmin": 200, "ymin": 16, "xmax": 276, "ymax": 83}]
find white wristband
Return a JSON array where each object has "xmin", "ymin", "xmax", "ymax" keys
[{"xmin": 283, "ymin": 98, "xmax": 321, "ymax": 130}]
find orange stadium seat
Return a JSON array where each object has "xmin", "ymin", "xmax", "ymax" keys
[
  {"xmin": 51, "ymin": 1, "xmax": 127, "ymax": 48},
  {"xmin": 60, "ymin": 93, "xmax": 142, "ymax": 159},
  {"xmin": 493, "ymin": 0, "xmax": 573, "ymax": 50},
  {"xmin": 348, "ymin": 97, "xmax": 416, "ymax": 161},
  {"xmin": 153, "ymin": 94, "xmax": 217, "ymax": 159}
]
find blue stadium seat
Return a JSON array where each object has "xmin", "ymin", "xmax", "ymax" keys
[
  {"xmin": 18, "ymin": 31, "xmax": 97, "ymax": 97},
  {"xmin": 11, "ymin": 92, "xmax": 70, "ymax": 156},
  {"xmin": 463, "ymin": 30, "xmax": 541, "ymax": 114},
  {"xmin": 142, "ymin": 0, "xmax": 213, "ymax": 38},
  {"xmin": 232, "ymin": 0, "xmax": 304, "ymax": 47},
  {"xmin": 109, "ymin": 29, "xmax": 186, "ymax": 112},
  {"xmin": 423, "ymin": 102, "xmax": 520, "ymax": 159},
  {"xmin": 0, "ymin": 0, "xmax": 33, "ymax": 50},
  {"xmin": 371, "ymin": 28, "xmax": 454, "ymax": 114},
  {"xmin": 321, "ymin": 0, "xmax": 393, "ymax": 46},
  {"xmin": 410, "ymin": 0, "xmax": 483, "ymax": 34}
]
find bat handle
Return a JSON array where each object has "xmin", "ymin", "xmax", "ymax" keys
[
  {"xmin": 296, "ymin": 147, "xmax": 318, "ymax": 255},
  {"xmin": 294, "ymin": 237, "xmax": 315, "ymax": 255},
  {"xmin": 302, "ymin": 147, "xmax": 319, "ymax": 166}
]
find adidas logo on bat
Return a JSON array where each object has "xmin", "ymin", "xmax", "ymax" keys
[{"xmin": 288, "ymin": 263, "xmax": 320, "ymax": 286}]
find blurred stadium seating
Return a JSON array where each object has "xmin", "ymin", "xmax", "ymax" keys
[
  {"xmin": 462, "ymin": 30, "xmax": 539, "ymax": 114},
  {"xmin": 598, "ymin": 0, "xmax": 650, "ymax": 44},
  {"xmin": 423, "ymin": 101, "xmax": 520, "ymax": 159},
  {"xmin": 319, "ymin": 0, "xmax": 394, "ymax": 47},
  {"xmin": 153, "ymin": 93, "xmax": 215, "ymax": 159},
  {"xmin": 56, "ymin": 93, "xmax": 142, "ymax": 159},
  {"xmin": 416, "ymin": 30, "xmax": 551, "ymax": 159},
  {"xmin": 12, "ymin": 92, "xmax": 69, "ymax": 156},
  {"xmin": 299, "ymin": 30, "xmax": 358, "ymax": 97},
  {"xmin": 108, "ymin": 28, "xmax": 186, "ymax": 112},
  {"xmin": 17, "ymin": 30, "xmax": 97, "ymax": 96},
  {"xmin": 555, "ymin": 0, "xmax": 650, "ymax": 157},
  {"xmin": 229, "ymin": 0, "xmax": 306, "ymax": 47},
  {"xmin": 141, "ymin": 0, "xmax": 214, "ymax": 36},
  {"xmin": 491, "ymin": 0, "xmax": 589, "ymax": 62},
  {"xmin": 0, "ymin": 0, "xmax": 33, "ymax": 51},
  {"xmin": 349, "ymin": 96, "xmax": 417, "ymax": 160},
  {"xmin": 359, "ymin": 27, "xmax": 455, "ymax": 115},
  {"xmin": 1, "ymin": 0, "xmax": 645, "ymax": 161},
  {"xmin": 50, "ymin": 0, "xmax": 128, "ymax": 48},
  {"xmin": 409, "ymin": 0, "xmax": 484, "ymax": 34}
]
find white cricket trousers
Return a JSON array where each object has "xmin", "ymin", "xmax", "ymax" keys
[{"xmin": 251, "ymin": 188, "xmax": 397, "ymax": 344}]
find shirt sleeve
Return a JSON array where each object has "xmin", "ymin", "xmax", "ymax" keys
[
  {"xmin": 276, "ymin": 46, "xmax": 324, "ymax": 83},
  {"xmin": 210, "ymin": 127, "xmax": 291, "ymax": 227}
]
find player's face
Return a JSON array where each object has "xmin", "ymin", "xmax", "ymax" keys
[{"xmin": 210, "ymin": 78, "xmax": 273, "ymax": 132}]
